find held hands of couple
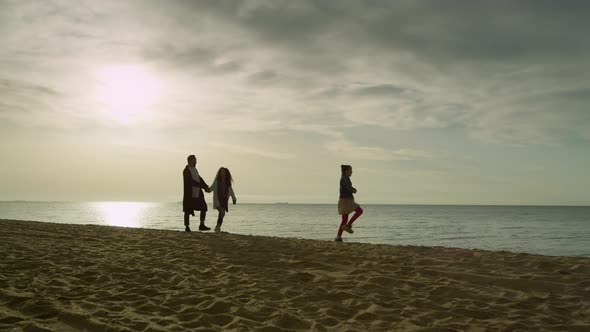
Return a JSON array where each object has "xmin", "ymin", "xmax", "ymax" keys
[{"xmin": 203, "ymin": 186, "xmax": 234, "ymax": 203}]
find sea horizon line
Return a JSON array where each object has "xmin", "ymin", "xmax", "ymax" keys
[{"xmin": 1, "ymin": 200, "xmax": 589, "ymax": 208}]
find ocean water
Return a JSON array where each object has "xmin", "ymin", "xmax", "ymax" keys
[{"xmin": 1, "ymin": 202, "xmax": 589, "ymax": 257}]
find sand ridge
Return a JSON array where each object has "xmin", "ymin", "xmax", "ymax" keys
[{"xmin": 1, "ymin": 219, "xmax": 589, "ymax": 331}]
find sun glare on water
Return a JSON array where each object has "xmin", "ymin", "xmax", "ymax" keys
[
  {"xmin": 92, "ymin": 202, "xmax": 152, "ymax": 228},
  {"xmin": 94, "ymin": 64, "xmax": 162, "ymax": 124}
]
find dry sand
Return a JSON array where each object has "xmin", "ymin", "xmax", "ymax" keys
[{"xmin": 1, "ymin": 219, "xmax": 589, "ymax": 331}]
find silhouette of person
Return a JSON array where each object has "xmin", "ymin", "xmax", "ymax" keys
[
  {"xmin": 335, "ymin": 164, "xmax": 363, "ymax": 242},
  {"xmin": 209, "ymin": 167, "xmax": 237, "ymax": 233},
  {"xmin": 182, "ymin": 155, "xmax": 211, "ymax": 232}
]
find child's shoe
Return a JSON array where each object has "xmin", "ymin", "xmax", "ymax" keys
[
  {"xmin": 341, "ymin": 224, "xmax": 353, "ymax": 234},
  {"xmin": 334, "ymin": 237, "xmax": 343, "ymax": 242},
  {"xmin": 214, "ymin": 225, "xmax": 221, "ymax": 233}
]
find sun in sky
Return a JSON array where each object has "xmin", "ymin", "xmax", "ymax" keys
[{"xmin": 94, "ymin": 64, "xmax": 162, "ymax": 124}]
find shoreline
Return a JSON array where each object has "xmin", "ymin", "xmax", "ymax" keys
[
  {"xmin": 1, "ymin": 219, "xmax": 589, "ymax": 331},
  {"xmin": 2, "ymin": 218, "xmax": 589, "ymax": 258}
]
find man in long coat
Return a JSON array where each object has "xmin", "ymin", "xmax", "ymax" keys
[{"xmin": 183, "ymin": 154, "xmax": 211, "ymax": 232}]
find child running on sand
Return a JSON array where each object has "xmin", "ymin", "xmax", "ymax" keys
[
  {"xmin": 209, "ymin": 167, "xmax": 237, "ymax": 233},
  {"xmin": 336, "ymin": 165, "xmax": 363, "ymax": 242}
]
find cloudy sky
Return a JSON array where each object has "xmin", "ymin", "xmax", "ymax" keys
[{"xmin": 1, "ymin": 0, "xmax": 589, "ymax": 205}]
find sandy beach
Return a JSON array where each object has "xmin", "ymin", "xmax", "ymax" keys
[{"xmin": 1, "ymin": 219, "xmax": 589, "ymax": 331}]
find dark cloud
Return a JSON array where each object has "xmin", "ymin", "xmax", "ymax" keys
[
  {"xmin": 247, "ymin": 70, "xmax": 278, "ymax": 84},
  {"xmin": 143, "ymin": 44, "xmax": 217, "ymax": 67},
  {"xmin": 557, "ymin": 88, "xmax": 590, "ymax": 101},
  {"xmin": 352, "ymin": 84, "xmax": 408, "ymax": 96},
  {"xmin": 171, "ymin": 0, "xmax": 337, "ymax": 45},
  {"xmin": 0, "ymin": 78, "xmax": 63, "ymax": 128},
  {"xmin": 213, "ymin": 60, "xmax": 243, "ymax": 73},
  {"xmin": 0, "ymin": 78, "xmax": 61, "ymax": 97},
  {"xmin": 360, "ymin": 1, "xmax": 590, "ymax": 62},
  {"xmin": 165, "ymin": 0, "xmax": 590, "ymax": 63}
]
